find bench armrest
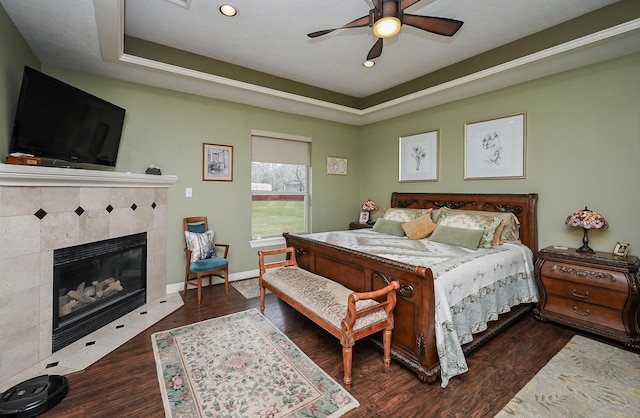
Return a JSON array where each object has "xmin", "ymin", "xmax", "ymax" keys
[
  {"xmin": 342, "ymin": 281, "xmax": 400, "ymax": 332},
  {"xmin": 258, "ymin": 247, "xmax": 298, "ymax": 275}
]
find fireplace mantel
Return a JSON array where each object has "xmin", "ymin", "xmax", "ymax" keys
[{"xmin": 0, "ymin": 163, "xmax": 177, "ymax": 188}]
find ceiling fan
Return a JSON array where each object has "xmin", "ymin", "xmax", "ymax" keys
[{"xmin": 307, "ymin": 0, "xmax": 464, "ymax": 61}]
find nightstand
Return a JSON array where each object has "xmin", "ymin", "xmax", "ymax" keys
[
  {"xmin": 349, "ymin": 222, "xmax": 373, "ymax": 230},
  {"xmin": 534, "ymin": 246, "xmax": 640, "ymax": 349}
]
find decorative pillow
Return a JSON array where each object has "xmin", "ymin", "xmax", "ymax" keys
[
  {"xmin": 440, "ymin": 207, "xmax": 520, "ymax": 244},
  {"xmin": 437, "ymin": 212, "xmax": 502, "ymax": 248},
  {"xmin": 430, "ymin": 208, "xmax": 442, "ymax": 223},
  {"xmin": 402, "ymin": 214, "xmax": 437, "ymax": 240},
  {"xmin": 371, "ymin": 218, "xmax": 406, "ymax": 237},
  {"xmin": 429, "ymin": 225, "xmax": 484, "ymax": 250},
  {"xmin": 382, "ymin": 208, "xmax": 431, "ymax": 223},
  {"xmin": 184, "ymin": 230, "xmax": 217, "ymax": 261}
]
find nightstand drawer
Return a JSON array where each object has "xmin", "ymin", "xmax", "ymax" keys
[
  {"xmin": 539, "ymin": 261, "xmax": 629, "ymax": 293},
  {"xmin": 540, "ymin": 276, "xmax": 627, "ymax": 310},
  {"xmin": 545, "ymin": 295, "xmax": 625, "ymax": 332}
]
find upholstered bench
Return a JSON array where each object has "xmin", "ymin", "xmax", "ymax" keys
[{"xmin": 258, "ymin": 247, "xmax": 399, "ymax": 388}]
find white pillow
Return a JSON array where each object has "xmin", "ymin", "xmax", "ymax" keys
[{"xmin": 184, "ymin": 229, "xmax": 217, "ymax": 261}]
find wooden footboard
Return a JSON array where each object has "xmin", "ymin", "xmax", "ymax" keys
[{"xmin": 284, "ymin": 192, "xmax": 539, "ymax": 383}]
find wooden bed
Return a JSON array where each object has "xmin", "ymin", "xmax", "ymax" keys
[{"xmin": 284, "ymin": 192, "xmax": 539, "ymax": 383}]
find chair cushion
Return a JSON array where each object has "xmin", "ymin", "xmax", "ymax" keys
[
  {"xmin": 186, "ymin": 221, "xmax": 207, "ymax": 234},
  {"xmin": 184, "ymin": 230, "xmax": 217, "ymax": 261},
  {"xmin": 190, "ymin": 257, "xmax": 229, "ymax": 272}
]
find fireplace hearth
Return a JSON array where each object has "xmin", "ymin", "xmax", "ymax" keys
[{"xmin": 53, "ymin": 233, "xmax": 147, "ymax": 352}]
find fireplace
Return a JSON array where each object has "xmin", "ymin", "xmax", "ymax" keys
[{"xmin": 53, "ymin": 233, "xmax": 147, "ymax": 352}]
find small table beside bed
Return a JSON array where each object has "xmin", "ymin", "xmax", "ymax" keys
[{"xmin": 284, "ymin": 192, "xmax": 540, "ymax": 387}]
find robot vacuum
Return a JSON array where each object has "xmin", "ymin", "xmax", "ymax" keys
[{"xmin": 0, "ymin": 375, "xmax": 68, "ymax": 417}]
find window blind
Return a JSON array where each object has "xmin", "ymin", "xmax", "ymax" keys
[{"xmin": 251, "ymin": 130, "xmax": 311, "ymax": 166}]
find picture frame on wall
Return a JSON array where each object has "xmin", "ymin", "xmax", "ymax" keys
[
  {"xmin": 399, "ymin": 130, "xmax": 439, "ymax": 182},
  {"xmin": 203, "ymin": 143, "xmax": 233, "ymax": 181},
  {"xmin": 464, "ymin": 113, "xmax": 526, "ymax": 180},
  {"xmin": 327, "ymin": 156, "xmax": 348, "ymax": 175}
]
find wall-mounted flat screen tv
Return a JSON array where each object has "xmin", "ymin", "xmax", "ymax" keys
[{"xmin": 10, "ymin": 66, "xmax": 126, "ymax": 167}]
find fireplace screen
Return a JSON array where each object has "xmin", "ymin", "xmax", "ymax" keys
[{"xmin": 53, "ymin": 233, "xmax": 147, "ymax": 352}]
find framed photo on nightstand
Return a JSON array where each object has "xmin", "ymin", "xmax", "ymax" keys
[{"xmin": 613, "ymin": 242, "xmax": 630, "ymax": 257}]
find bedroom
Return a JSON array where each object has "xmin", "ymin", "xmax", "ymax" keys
[{"xmin": 0, "ymin": 1, "xmax": 639, "ymax": 415}]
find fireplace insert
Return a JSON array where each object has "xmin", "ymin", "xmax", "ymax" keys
[{"xmin": 52, "ymin": 233, "xmax": 147, "ymax": 352}]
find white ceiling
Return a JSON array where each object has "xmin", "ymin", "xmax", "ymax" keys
[{"xmin": 2, "ymin": 0, "xmax": 640, "ymax": 125}]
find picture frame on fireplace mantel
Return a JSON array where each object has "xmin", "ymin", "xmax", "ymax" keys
[{"xmin": 203, "ymin": 143, "xmax": 233, "ymax": 181}]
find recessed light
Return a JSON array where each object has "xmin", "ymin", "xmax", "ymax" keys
[
  {"xmin": 363, "ymin": 60, "xmax": 375, "ymax": 68},
  {"xmin": 219, "ymin": 4, "xmax": 237, "ymax": 17}
]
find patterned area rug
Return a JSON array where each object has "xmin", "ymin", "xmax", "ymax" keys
[
  {"xmin": 231, "ymin": 278, "xmax": 270, "ymax": 299},
  {"xmin": 496, "ymin": 335, "xmax": 640, "ymax": 417},
  {"xmin": 151, "ymin": 309, "xmax": 359, "ymax": 417}
]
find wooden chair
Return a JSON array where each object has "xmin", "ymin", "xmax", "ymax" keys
[{"xmin": 183, "ymin": 216, "xmax": 229, "ymax": 304}]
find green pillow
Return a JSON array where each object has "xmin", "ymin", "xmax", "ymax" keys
[
  {"xmin": 371, "ymin": 218, "xmax": 406, "ymax": 237},
  {"xmin": 429, "ymin": 225, "xmax": 484, "ymax": 250}
]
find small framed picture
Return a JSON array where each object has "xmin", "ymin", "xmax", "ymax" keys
[
  {"xmin": 203, "ymin": 143, "xmax": 233, "ymax": 181},
  {"xmin": 613, "ymin": 242, "xmax": 630, "ymax": 257},
  {"xmin": 359, "ymin": 211, "xmax": 370, "ymax": 224},
  {"xmin": 327, "ymin": 156, "xmax": 348, "ymax": 175}
]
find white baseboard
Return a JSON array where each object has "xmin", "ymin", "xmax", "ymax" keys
[{"xmin": 165, "ymin": 269, "xmax": 259, "ymax": 294}]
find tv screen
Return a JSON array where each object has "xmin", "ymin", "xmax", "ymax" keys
[{"xmin": 10, "ymin": 67, "xmax": 126, "ymax": 167}]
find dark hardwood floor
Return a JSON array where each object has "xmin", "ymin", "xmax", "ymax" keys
[{"xmin": 42, "ymin": 281, "xmax": 581, "ymax": 418}]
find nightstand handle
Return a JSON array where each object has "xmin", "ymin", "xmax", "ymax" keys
[
  {"xmin": 572, "ymin": 306, "xmax": 591, "ymax": 316},
  {"xmin": 571, "ymin": 288, "xmax": 590, "ymax": 299}
]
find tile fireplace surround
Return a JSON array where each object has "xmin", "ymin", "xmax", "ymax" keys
[{"xmin": 0, "ymin": 163, "xmax": 179, "ymax": 390}]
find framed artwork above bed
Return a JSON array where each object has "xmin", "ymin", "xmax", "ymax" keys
[
  {"xmin": 399, "ymin": 130, "xmax": 439, "ymax": 182},
  {"xmin": 464, "ymin": 113, "xmax": 526, "ymax": 180}
]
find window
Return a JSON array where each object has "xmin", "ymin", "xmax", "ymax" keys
[{"xmin": 251, "ymin": 130, "xmax": 311, "ymax": 241}]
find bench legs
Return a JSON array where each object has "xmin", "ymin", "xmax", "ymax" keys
[
  {"xmin": 341, "ymin": 327, "xmax": 393, "ymax": 389},
  {"xmin": 342, "ymin": 346, "xmax": 353, "ymax": 388},
  {"xmin": 259, "ymin": 284, "xmax": 266, "ymax": 314},
  {"xmin": 383, "ymin": 329, "xmax": 392, "ymax": 369}
]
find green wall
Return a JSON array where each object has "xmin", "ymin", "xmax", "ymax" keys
[
  {"xmin": 38, "ymin": 68, "xmax": 361, "ymax": 283},
  {"xmin": 2, "ymin": 5, "xmax": 639, "ymax": 287},
  {"xmin": 358, "ymin": 53, "xmax": 640, "ymax": 255},
  {"xmin": 0, "ymin": 5, "xmax": 39, "ymax": 147}
]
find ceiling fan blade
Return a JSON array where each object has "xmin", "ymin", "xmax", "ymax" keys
[
  {"xmin": 402, "ymin": 14, "xmax": 463, "ymax": 36},
  {"xmin": 400, "ymin": 0, "xmax": 422, "ymax": 9},
  {"xmin": 367, "ymin": 38, "xmax": 384, "ymax": 60},
  {"xmin": 307, "ymin": 15, "xmax": 371, "ymax": 38}
]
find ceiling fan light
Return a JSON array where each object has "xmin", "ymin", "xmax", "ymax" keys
[
  {"xmin": 373, "ymin": 16, "xmax": 401, "ymax": 38},
  {"xmin": 363, "ymin": 60, "xmax": 375, "ymax": 68}
]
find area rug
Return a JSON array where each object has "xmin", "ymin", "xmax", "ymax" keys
[
  {"xmin": 495, "ymin": 335, "xmax": 640, "ymax": 417},
  {"xmin": 231, "ymin": 278, "xmax": 270, "ymax": 299},
  {"xmin": 151, "ymin": 309, "xmax": 358, "ymax": 417}
]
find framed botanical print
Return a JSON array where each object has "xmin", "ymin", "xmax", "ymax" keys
[
  {"xmin": 399, "ymin": 130, "xmax": 439, "ymax": 182},
  {"xmin": 464, "ymin": 113, "xmax": 526, "ymax": 180}
]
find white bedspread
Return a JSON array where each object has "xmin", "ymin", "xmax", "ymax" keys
[{"xmin": 289, "ymin": 229, "xmax": 539, "ymax": 387}]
